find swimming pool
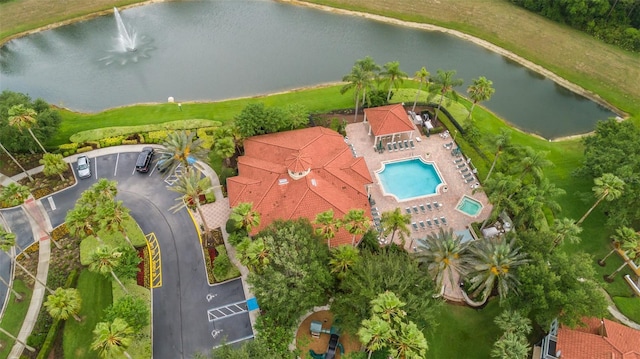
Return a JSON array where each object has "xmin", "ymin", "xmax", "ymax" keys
[
  {"xmin": 456, "ymin": 196, "xmax": 483, "ymax": 217},
  {"xmin": 376, "ymin": 158, "xmax": 444, "ymax": 201}
]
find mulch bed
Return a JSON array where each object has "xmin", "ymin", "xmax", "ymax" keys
[{"xmin": 295, "ymin": 310, "xmax": 362, "ymax": 359}]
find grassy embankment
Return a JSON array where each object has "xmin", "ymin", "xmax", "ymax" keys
[
  {"xmin": 0, "ymin": 280, "xmax": 32, "ymax": 359},
  {"xmin": 2, "ymin": 0, "xmax": 639, "ymax": 356}
]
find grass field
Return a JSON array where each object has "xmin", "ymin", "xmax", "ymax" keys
[
  {"xmin": 62, "ymin": 270, "xmax": 113, "ymax": 359},
  {"xmin": 0, "ymin": 280, "xmax": 32, "ymax": 359},
  {"xmin": 301, "ymin": 0, "xmax": 640, "ymax": 118}
]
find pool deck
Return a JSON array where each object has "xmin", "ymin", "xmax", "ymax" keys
[{"xmin": 345, "ymin": 122, "xmax": 493, "ymax": 249}]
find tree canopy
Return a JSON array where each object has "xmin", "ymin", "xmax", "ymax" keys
[
  {"xmin": 247, "ymin": 218, "xmax": 333, "ymax": 328},
  {"xmin": 234, "ymin": 102, "xmax": 309, "ymax": 138}
]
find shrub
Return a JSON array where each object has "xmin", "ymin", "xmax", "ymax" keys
[
  {"xmin": 122, "ymin": 139, "xmax": 138, "ymax": 145},
  {"xmin": 213, "ymin": 245, "xmax": 240, "ymax": 282},
  {"xmin": 227, "ymin": 231, "xmax": 248, "ymax": 246},
  {"xmin": 148, "ymin": 130, "xmax": 169, "ymax": 141},
  {"xmin": 99, "ymin": 136, "xmax": 124, "ymax": 148},
  {"xmin": 103, "ymin": 295, "xmax": 150, "ymax": 331},
  {"xmin": 76, "ymin": 146, "xmax": 93, "ymax": 154},
  {"xmin": 51, "ymin": 224, "xmax": 69, "ymax": 241}
]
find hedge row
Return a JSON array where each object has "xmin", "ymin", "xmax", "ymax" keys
[{"xmin": 35, "ymin": 269, "xmax": 79, "ymax": 359}]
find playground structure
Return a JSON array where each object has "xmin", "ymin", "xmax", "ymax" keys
[{"xmin": 309, "ymin": 321, "xmax": 345, "ymax": 359}]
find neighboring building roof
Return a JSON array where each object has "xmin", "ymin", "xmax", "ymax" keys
[
  {"xmin": 227, "ymin": 127, "xmax": 373, "ymax": 246},
  {"xmin": 364, "ymin": 104, "xmax": 416, "ymax": 137},
  {"xmin": 555, "ymin": 318, "xmax": 640, "ymax": 359}
]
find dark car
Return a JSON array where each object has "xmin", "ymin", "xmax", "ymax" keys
[{"xmin": 135, "ymin": 147, "xmax": 155, "ymax": 173}]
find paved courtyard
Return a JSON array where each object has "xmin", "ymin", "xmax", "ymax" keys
[{"xmin": 345, "ymin": 121, "xmax": 492, "ymax": 251}]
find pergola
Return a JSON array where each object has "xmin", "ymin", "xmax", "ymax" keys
[{"xmin": 363, "ymin": 104, "xmax": 417, "ymax": 147}]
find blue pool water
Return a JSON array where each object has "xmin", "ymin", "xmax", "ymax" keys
[
  {"xmin": 457, "ymin": 196, "xmax": 483, "ymax": 217},
  {"xmin": 377, "ymin": 158, "xmax": 443, "ymax": 201}
]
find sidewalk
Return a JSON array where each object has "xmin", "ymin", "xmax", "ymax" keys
[{"xmin": 192, "ymin": 161, "xmax": 259, "ymax": 331}]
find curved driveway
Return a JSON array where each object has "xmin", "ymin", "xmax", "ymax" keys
[{"xmin": 32, "ymin": 149, "xmax": 253, "ymax": 358}]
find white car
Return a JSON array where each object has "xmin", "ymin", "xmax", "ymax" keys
[{"xmin": 76, "ymin": 155, "xmax": 91, "ymax": 179}]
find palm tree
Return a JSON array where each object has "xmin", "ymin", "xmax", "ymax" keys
[
  {"xmin": 493, "ymin": 309, "xmax": 532, "ymax": 336},
  {"xmin": 516, "ymin": 148, "xmax": 552, "ymax": 182},
  {"xmin": 158, "ymin": 130, "xmax": 209, "ymax": 173},
  {"xmin": 8, "ymin": 104, "xmax": 47, "ymax": 153},
  {"xmin": 236, "ymin": 238, "xmax": 269, "ymax": 273},
  {"xmin": 0, "ymin": 229, "xmax": 55, "ymax": 294},
  {"xmin": 88, "ymin": 246, "xmax": 128, "ymax": 294},
  {"xmin": 313, "ymin": 209, "xmax": 341, "ymax": 248},
  {"xmin": 90, "ymin": 179, "xmax": 118, "ymax": 204},
  {"xmin": 491, "ymin": 331, "xmax": 530, "ymax": 359},
  {"xmin": 465, "ymin": 236, "xmax": 528, "ymax": 302},
  {"xmin": 98, "ymin": 200, "xmax": 135, "ymax": 250},
  {"xmin": 39, "ymin": 153, "xmax": 67, "ymax": 181},
  {"xmin": 0, "ymin": 227, "xmax": 22, "ymax": 300},
  {"xmin": 380, "ymin": 208, "xmax": 411, "ymax": 246},
  {"xmin": 599, "ymin": 226, "xmax": 638, "ymax": 265},
  {"xmin": 0, "ymin": 182, "xmax": 31, "ymax": 207},
  {"xmin": 605, "ymin": 236, "xmax": 640, "ymax": 282},
  {"xmin": 341, "ymin": 65, "xmax": 370, "ymax": 122},
  {"xmin": 214, "ymin": 137, "xmax": 236, "ymax": 167},
  {"xmin": 66, "ymin": 204, "xmax": 103, "ymax": 244},
  {"xmin": 391, "ymin": 321, "xmax": 428, "ymax": 359},
  {"xmin": 358, "ymin": 315, "xmax": 391, "ymax": 359},
  {"xmin": 380, "ymin": 61, "xmax": 408, "ymax": 102},
  {"xmin": 577, "ymin": 173, "xmax": 625, "ymax": 225},
  {"xmin": 478, "ymin": 172, "xmax": 521, "ymax": 230},
  {"xmin": 510, "ymin": 178, "xmax": 565, "ymax": 230},
  {"xmin": 355, "ymin": 56, "xmax": 381, "ymax": 106},
  {"xmin": 0, "ymin": 326, "xmax": 35, "ymax": 352},
  {"xmin": 466, "ymin": 76, "xmax": 495, "ymax": 120},
  {"xmin": 551, "ymin": 217, "xmax": 582, "ymax": 251},
  {"xmin": 230, "ymin": 202, "xmax": 261, "ymax": 234},
  {"xmin": 44, "ymin": 287, "xmax": 82, "ymax": 322},
  {"xmin": 342, "ymin": 209, "xmax": 369, "ymax": 246},
  {"xmin": 168, "ymin": 168, "xmax": 215, "ymax": 235},
  {"xmin": 411, "ymin": 66, "xmax": 430, "ymax": 112},
  {"xmin": 414, "ymin": 228, "xmax": 468, "ymax": 290},
  {"xmin": 329, "ymin": 244, "xmax": 360, "ymax": 280},
  {"xmin": 428, "ymin": 69, "xmax": 464, "ymax": 123},
  {"xmin": 0, "ymin": 141, "xmax": 33, "ymax": 181},
  {"xmin": 485, "ymin": 129, "xmax": 511, "ymax": 182},
  {"xmin": 91, "ymin": 318, "xmax": 134, "ymax": 359}
]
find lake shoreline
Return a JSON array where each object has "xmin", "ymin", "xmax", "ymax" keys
[{"xmin": 282, "ymin": 0, "xmax": 624, "ymax": 119}]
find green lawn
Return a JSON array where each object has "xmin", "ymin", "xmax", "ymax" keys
[
  {"xmin": 63, "ymin": 270, "xmax": 113, "ymax": 359},
  {"xmin": 426, "ymin": 300, "xmax": 502, "ymax": 358},
  {"xmin": 613, "ymin": 296, "xmax": 640, "ymax": 323},
  {"xmin": 0, "ymin": 280, "xmax": 32, "ymax": 359}
]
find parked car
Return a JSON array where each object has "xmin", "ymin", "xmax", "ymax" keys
[
  {"xmin": 76, "ymin": 155, "xmax": 91, "ymax": 179},
  {"xmin": 135, "ymin": 147, "xmax": 155, "ymax": 173}
]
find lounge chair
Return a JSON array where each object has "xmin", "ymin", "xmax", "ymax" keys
[
  {"xmin": 393, "ymin": 142, "xmax": 398, "ymax": 151},
  {"xmin": 387, "ymin": 143, "xmax": 393, "ymax": 152},
  {"xmin": 464, "ymin": 177, "xmax": 475, "ymax": 184},
  {"xmin": 419, "ymin": 221, "xmax": 426, "ymax": 230},
  {"xmin": 404, "ymin": 140, "xmax": 409, "ymax": 149},
  {"xmin": 412, "ymin": 206, "xmax": 419, "ymax": 214},
  {"xmin": 434, "ymin": 202, "xmax": 442, "ymax": 210},
  {"xmin": 453, "ymin": 158, "xmax": 463, "ymax": 164},
  {"xmin": 426, "ymin": 219, "xmax": 433, "ymax": 228},
  {"xmin": 412, "ymin": 222, "xmax": 419, "ymax": 231},
  {"xmin": 456, "ymin": 163, "xmax": 466, "ymax": 169},
  {"xmin": 444, "ymin": 142, "xmax": 453, "ymax": 149},
  {"xmin": 398, "ymin": 141, "xmax": 404, "ymax": 150},
  {"xmin": 441, "ymin": 217, "xmax": 448, "ymax": 225},
  {"xmin": 426, "ymin": 203, "xmax": 433, "ymax": 211},
  {"xmin": 433, "ymin": 217, "xmax": 440, "ymax": 226},
  {"xmin": 409, "ymin": 140, "xmax": 415, "ymax": 149},
  {"xmin": 460, "ymin": 167, "xmax": 469, "ymax": 174},
  {"xmin": 405, "ymin": 207, "xmax": 411, "ymax": 214},
  {"xmin": 419, "ymin": 204, "xmax": 426, "ymax": 213},
  {"xmin": 371, "ymin": 206, "xmax": 378, "ymax": 213}
]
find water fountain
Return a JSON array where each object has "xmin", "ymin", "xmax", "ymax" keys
[{"xmin": 113, "ymin": 7, "xmax": 137, "ymax": 52}]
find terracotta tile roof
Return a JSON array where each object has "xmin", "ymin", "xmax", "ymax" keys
[
  {"xmin": 556, "ymin": 318, "xmax": 640, "ymax": 359},
  {"xmin": 227, "ymin": 127, "xmax": 373, "ymax": 247},
  {"xmin": 364, "ymin": 104, "xmax": 416, "ymax": 137}
]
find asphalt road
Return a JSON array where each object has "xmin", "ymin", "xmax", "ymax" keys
[{"xmin": 7, "ymin": 150, "xmax": 252, "ymax": 358}]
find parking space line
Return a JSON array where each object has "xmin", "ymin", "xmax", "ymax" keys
[
  {"xmin": 114, "ymin": 153, "xmax": 119, "ymax": 176},
  {"xmin": 149, "ymin": 163, "xmax": 157, "ymax": 176},
  {"xmin": 47, "ymin": 196, "xmax": 56, "ymax": 211},
  {"xmin": 94, "ymin": 158, "xmax": 98, "ymax": 180}
]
